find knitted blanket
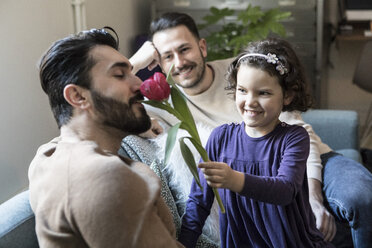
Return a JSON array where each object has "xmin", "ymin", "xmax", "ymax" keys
[{"xmin": 119, "ymin": 123, "xmax": 220, "ymax": 247}]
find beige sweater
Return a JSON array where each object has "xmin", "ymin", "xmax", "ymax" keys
[{"xmin": 28, "ymin": 136, "xmax": 183, "ymax": 248}]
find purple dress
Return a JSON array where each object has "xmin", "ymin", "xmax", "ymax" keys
[{"xmin": 179, "ymin": 122, "xmax": 333, "ymax": 248}]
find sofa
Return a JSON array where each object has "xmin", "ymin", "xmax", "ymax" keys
[{"xmin": 0, "ymin": 109, "xmax": 361, "ymax": 248}]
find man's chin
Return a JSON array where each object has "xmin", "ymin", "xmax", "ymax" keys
[
  {"xmin": 176, "ymin": 78, "xmax": 199, "ymax": 89},
  {"xmin": 128, "ymin": 115, "xmax": 152, "ymax": 135}
]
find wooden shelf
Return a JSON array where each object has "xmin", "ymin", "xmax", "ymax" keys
[
  {"xmin": 337, "ymin": 30, "xmax": 372, "ymax": 41},
  {"xmin": 336, "ymin": 21, "xmax": 372, "ymax": 41}
]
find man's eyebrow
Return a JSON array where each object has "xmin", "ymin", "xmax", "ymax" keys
[
  {"xmin": 109, "ymin": 62, "xmax": 132, "ymax": 70},
  {"xmin": 160, "ymin": 43, "xmax": 190, "ymax": 56},
  {"xmin": 178, "ymin": 43, "xmax": 189, "ymax": 50}
]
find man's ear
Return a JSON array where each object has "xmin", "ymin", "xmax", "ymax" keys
[
  {"xmin": 199, "ymin": 38, "xmax": 207, "ymax": 58},
  {"xmin": 63, "ymin": 84, "xmax": 91, "ymax": 110}
]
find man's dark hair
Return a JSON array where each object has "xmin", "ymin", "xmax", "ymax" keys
[
  {"xmin": 150, "ymin": 12, "xmax": 200, "ymax": 41},
  {"xmin": 39, "ymin": 27, "xmax": 119, "ymax": 128}
]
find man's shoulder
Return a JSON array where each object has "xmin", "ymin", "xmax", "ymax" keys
[
  {"xmin": 30, "ymin": 138, "xmax": 139, "ymax": 189},
  {"xmin": 207, "ymin": 57, "xmax": 234, "ymax": 69}
]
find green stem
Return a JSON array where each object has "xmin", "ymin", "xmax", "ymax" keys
[
  {"xmin": 184, "ymin": 136, "xmax": 225, "ymax": 214},
  {"xmin": 213, "ymin": 188, "xmax": 225, "ymax": 213}
]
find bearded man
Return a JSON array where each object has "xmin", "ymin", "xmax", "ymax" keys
[{"xmin": 28, "ymin": 27, "xmax": 183, "ymax": 248}]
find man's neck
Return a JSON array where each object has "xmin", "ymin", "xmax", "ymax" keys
[
  {"xmin": 61, "ymin": 114, "xmax": 126, "ymax": 155},
  {"xmin": 183, "ymin": 64, "xmax": 214, "ymax": 96}
]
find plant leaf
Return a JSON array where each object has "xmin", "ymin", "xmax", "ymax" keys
[
  {"xmin": 264, "ymin": 8, "xmax": 292, "ymax": 22},
  {"xmin": 201, "ymin": 7, "xmax": 235, "ymax": 26},
  {"xmin": 165, "ymin": 66, "xmax": 201, "ymax": 143},
  {"xmin": 164, "ymin": 122, "xmax": 181, "ymax": 165},
  {"xmin": 238, "ymin": 4, "xmax": 263, "ymax": 24},
  {"xmin": 170, "ymin": 88, "xmax": 200, "ymax": 140},
  {"xmin": 179, "ymin": 137, "xmax": 203, "ymax": 190},
  {"xmin": 196, "ymin": 6, "xmax": 291, "ymax": 62},
  {"xmin": 142, "ymin": 100, "xmax": 184, "ymax": 122},
  {"xmin": 183, "ymin": 136, "xmax": 209, "ymax": 163}
]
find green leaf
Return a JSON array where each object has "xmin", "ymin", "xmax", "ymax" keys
[
  {"xmin": 179, "ymin": 137, "xmax": 203, "ymax": 190},
  {"xmin": 183, "ymin": 136, "xmax": 209, "ymax": 163},
  {"xmin": 201, "ymin": 7, "xmax": 235, "ymax": 26},
  {"xmin": 180, "ymin": 137, "xmax": 226, "ymax": 213},
  {"xmin": 197, "ymin": 5, "xmax": 291, "ymax": 62},
  {"xmin": 164, "ymin": 122, "xmax": 181, "ymax": 165},
  {"xmin": 238, "ymin": 5, "xmax": 263, "ymax": 24},
  {"xmin": 264, "ymin": 8, "xmax": 291, "ymax": 22},
  {"xmin": 141, "ymin": 100, "xmax": 184, "ymax": 121},
  {"xmin": 170, "ymin": 88, "xmax": 200, "ymax": 140},
  {"xmin": 268, "ymin": 23, "xmax": 287, "ymax": 37},
  {"xmin": 165, "ymin": 67, "xmax": 201, "ymax": 143}
]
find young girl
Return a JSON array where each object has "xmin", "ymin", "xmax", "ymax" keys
[{"xmin": 178, "ymin": 38, "xmax": 334, "ymax": 248}]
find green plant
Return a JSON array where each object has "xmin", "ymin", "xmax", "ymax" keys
[{"xmin": 198, "ymin": 5, "xmax": 291, "ymax": 61}]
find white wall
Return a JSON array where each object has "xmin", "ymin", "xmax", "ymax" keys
[
  {"xmin": 0, "ymin": 0, "xmax": 151, "ymax": 203},
  {"xmin": 0, "ymin": 0, "xmax": 72, "ymax": 203}
]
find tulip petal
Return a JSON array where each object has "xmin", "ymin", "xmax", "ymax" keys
[{"xmin": 140, "ymin": 72, "xmax": 171, "ymax": 101}]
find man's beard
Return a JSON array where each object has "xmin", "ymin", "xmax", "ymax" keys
[
  {"xmin": 91, "ymin": 90, "xmax": 151, "ymax": 134},
  {"xmin": 172, "ymin": 49, "xmax": 206, "ymax": 89}
]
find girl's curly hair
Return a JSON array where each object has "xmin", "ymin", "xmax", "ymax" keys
[{"xmin": 226, "ymin": 38, "xmax": 313, "ymax": 112}]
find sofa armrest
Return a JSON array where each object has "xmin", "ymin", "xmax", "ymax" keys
[
  {"xmin": 0, "ymin": 190, "xmax": 38, "ymax": 248},
  {"xmin": 301, "ymin": 109, "xmax": 359, "ymax": 151}
]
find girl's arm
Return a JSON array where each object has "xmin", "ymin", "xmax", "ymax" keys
[{"xmin": 240, "ymin": 126, "xmax": 310, "ymax": 205}]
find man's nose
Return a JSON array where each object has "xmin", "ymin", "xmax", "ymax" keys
[
  {"xmin": 131, "ymin": 75, "xmax": 142, "ymax": 92},
  {"xmin": 174, "ymin": 53, "xmax": 185, "ymax": 68}
]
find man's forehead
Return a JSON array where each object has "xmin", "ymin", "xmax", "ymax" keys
[
  {"xmin": 153, "ymin": 26, "xmax": 197, "ymax": 53},
  {"xmin": 90, "ymin": 45, "xmax": 130, "ymax": 68}
]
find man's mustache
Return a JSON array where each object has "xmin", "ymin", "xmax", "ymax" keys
[
  {"xmin": 172, "ymin": 63, "xmax": 195, "ymax": 76},
  {"xmin": 129, "ymin": 93, "xmax": 144, "ymax": 106}
]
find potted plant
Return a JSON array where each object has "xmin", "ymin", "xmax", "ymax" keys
[{"xmin": 198, "ymin": 5, "xmax": 291, "ymax": 61}]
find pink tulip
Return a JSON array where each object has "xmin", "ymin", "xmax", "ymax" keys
[{"xmin": 140, "ymin": 72, "xmax": 171, "ymax": 101}]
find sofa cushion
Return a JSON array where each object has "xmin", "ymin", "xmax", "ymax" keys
[
  {"xmin": 0, "ymin": 190, "xmax": 38, "ymax": 248},
  {"xmin": 336, "ymin": 149, "xmax": 362, "ymax": 163},
  {"xmin": 302, "ymin": 110, "xmax": 359, "ymax": 151}
]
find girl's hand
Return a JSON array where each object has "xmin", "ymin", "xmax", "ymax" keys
[{"xmin": 198, "ymin": 162, "xmax": 245, "ymax": 193}]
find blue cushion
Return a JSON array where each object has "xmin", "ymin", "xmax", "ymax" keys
[
  {"xmin": 0, "ymin": 190, "xmax": 38, "ymax": 248},
  {"xmin": 336, "ymin": 149, "xmax": 362, "ymax": 163},
  {"xmin": 302, "ymin": 110, "xmax": 359, "ymax": 151}
]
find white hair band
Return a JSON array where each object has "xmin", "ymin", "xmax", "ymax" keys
[{"xmin": 237, "ymin": 53, "xmax": 288, "ymax": 75}]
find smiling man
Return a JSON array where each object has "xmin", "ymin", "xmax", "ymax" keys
[{"xmin": 28, "ymin": 28, "xmax": 183, "ymax": 248}]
